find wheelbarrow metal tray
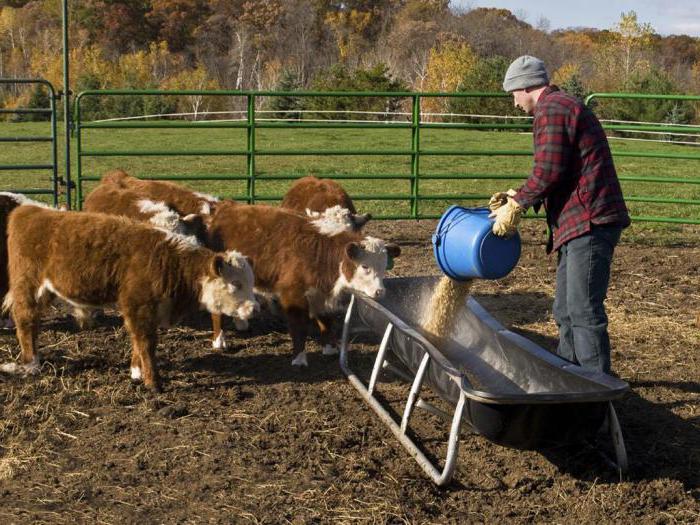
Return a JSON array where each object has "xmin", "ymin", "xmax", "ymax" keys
[{"xmin": 352, "ymin": 276, "xmax": 629, "ymax": 449}]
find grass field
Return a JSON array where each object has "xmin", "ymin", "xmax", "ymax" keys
[{"xmin": 1, "ymin": 121, "xmax": 699, "ymax": 231}]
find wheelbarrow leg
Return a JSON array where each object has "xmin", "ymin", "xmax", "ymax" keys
[
  {"xmin": 339, "ymin": 294, "xmax": 466, "ymax": 486},
  {"xmin": 608, "ymin": 401, "xmax": 628, "ymax": 474}
]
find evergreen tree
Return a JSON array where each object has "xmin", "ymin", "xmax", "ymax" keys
[
  {"xmin": 270, "ymin": 70, "xmax": 303, "ymax": 120},
  {"xmin": 560, "ymin": 74, "xmax": 586, "ymax": 100},
  {"xmin": 306, "ymin": 64, "xmax": 406, "ymax": 121},
  {"xmin": 15, "ymin": 85, "xmax": 51, "ymax": 122}
]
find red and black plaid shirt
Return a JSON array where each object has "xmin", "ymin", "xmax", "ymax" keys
[{"xmin": 513, "ymin": 86, "xmax": 630, "ymax": 253}]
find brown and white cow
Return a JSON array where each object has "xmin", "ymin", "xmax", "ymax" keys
[
  {"xmin": 101, "ymin": 169, "xmax": 220, "ymax": 217},
  {"xmin": 2, "ymin": 204, "xmax": 258, "ymax": 390},
  {"xmin": 207, "ymin": 201, "xmax": 400, "ymax": 366},
  {"xmin": 84, "ymin": 183, "xmax": 208, "ymax": 244},
  {"xmin": 281, "ymin": 176, "xmax": 371, "ymax": 232}
]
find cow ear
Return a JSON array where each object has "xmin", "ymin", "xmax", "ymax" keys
[
  {"xmin": 182, "ymin": 213, "xmax": 205, "ymax": 235},
  {"xmin": 211, "ymin": 254, "xmax": 225, "ymax": 277},
  {"xmin": 386, "ymin": 243, "xmax": 401, "ymax": 258},
  {"xmin": 352, "ymin": 213, "xmax": 371, "ymax": 229},
  {"xmin": 345, "ymin": 242, "xmax": 361, "ymax": 261}
]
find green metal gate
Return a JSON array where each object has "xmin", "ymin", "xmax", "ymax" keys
[
  {"xmin": 586, "ymin": 92, "xmax": 700, "ymax": 224},
  {"xmin": 0, "ymin": 79, "xmax": 61, "ymax": 207},
  {"xmin": 73, "ymin": 89, "xmax": 699, "ymax": 224},
  {"xmin": 73, "ymin": 89, "xmax": 532, "ymax": 218}
]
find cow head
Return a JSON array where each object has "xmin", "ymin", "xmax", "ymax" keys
[
  {"xmin": 341, "ymin": 236, "xmax": 401, "ymax": 300},
  {"xmin": 308, "ymin": 206, "xmax": 372, "ymax": 234},
  {"xmin": 200, "ymin": 250, "xmax": 259, "ymax": 320}
]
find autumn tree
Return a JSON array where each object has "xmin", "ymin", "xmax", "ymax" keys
[
  {"xmin": 164, "ymin": 64, "xmax": 221, "ymax": 119},
  {"xmin": 75, "ymin": 1, "xmax": 154, "ymax": 57},
  {"xmin": 449, "ymin": 55, "xmax": 517, "ymax": 122},
  {"xmin": 616, "ymin": 11, "xmax": 655, "ymax": 84},
  {"xmin": 321, "ymin": 0, "xmax": 401, "ymax": 66},
  {"xmin": 552, "ymin": 63, "xmax": 586, "ymax": 99},
  {"xmin": 422, "ymin": 38, "xmax": 476, "ymax": 118},
  {"xmin": 377, "ymin": 0, "xmax": 448, "ymax": 89},
  {"xmin": 195, "ymin": 0, "xmax": 283, "ymax": 92},
  {"xmin": 147, "ymin": 0, "xmax": 210, "ymax": 53}
]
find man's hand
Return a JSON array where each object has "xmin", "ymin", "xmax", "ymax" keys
[
  {"xmin": 489, "ymin": 196, "xmax": 523, "ymax": 237},
  {"xmin": 488, "ymin": 188, "xmax": 517, "ymax": 212}
]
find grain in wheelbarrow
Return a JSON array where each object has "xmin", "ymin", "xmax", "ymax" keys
[{"xmin": 422, "ymin": 276, "xmax": 472, "ymax": 337}]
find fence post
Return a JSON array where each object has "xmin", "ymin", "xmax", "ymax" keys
[
  {"xmin": 75, "ymin": 95, "xmax": 83, "ymax": 209},
  {"xmin": 49, "ymin": 83, "xmax": 59, "ymax": 207},
  {"xmin": 62, "ymin": 0, "xmax": 72, "ymax": 209},
  {"xmin": 411, "ymin": 95, "xmax": 421, "ymax": 219},
  {"xmin": 247, "ymin": 94, "xmax": 256, "ymax": 204}
]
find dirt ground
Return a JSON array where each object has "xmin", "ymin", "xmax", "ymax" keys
[{"xmin": 0, "ymin": 220, "xmax": 698, "ymax": 524}]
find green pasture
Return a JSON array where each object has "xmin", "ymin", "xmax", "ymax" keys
[{"xmin": 1, "ymin": 121, "xmax": 699, "ymax": 232}]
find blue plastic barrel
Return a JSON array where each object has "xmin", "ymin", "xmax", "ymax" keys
[{"xmin": 432, "ymin": 206, "xmax": 521, "ymax": 280}]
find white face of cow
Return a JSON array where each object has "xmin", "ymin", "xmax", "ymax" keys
[
  {"xmin": 340, "ymin": 237, "xmax": 401, "ymax": 300},
  {"xmin": 308, "ymin": 205, "xmax": 354, "ymax": 236},
  {"xmin": 200, "ymin": 250, "xmax": 259, "ymax": 320}
]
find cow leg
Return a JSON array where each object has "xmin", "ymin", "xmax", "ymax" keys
[
  {"xmin": 136, "ymin": 332, "xmax": 160, "ymax": 392},
  {"xmin": 317, "ymin": 315, "xmax": 339, "ymax": 356},
  {"xmin": 130, "ymin": 344, "xmax": 143, "ymax": 382},
  {"xmin": 122, "ymin": 306, "xmax": 161, "ymax": 391},
  {"xmin": 285, "ymin": 307, "xmax": 309, "ymax": 367},
  {"xmin": 5, "ymin": 287, "xmax": 41, "ymax": 374},
  {"xmin": 15, "ymin": 315, "xmax": 40, "ymax": 372},
  {"xmin": 127, "ymin": 328, "xmax": 159, "ymax": 391},
  {"xmin": 211, "ymin": 313, "xmax": 227, "ymax": 350}
]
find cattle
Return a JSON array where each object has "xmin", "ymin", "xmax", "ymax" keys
[
  {"xmin": 206, "ymin": 201, "xmax": 400, "ymax": 366},
  {"xmin": 281, "ymin": 176, "xmax": 371, "ymax": 231},
  {"xmin": 89, "ymin": 173, "xmax": 253, "ymax": 333},
  {"xmin": 84, "ymin": 183, "xmax": 208, "ymax": 244},
  {"xmin": 101, "ymin": 169, "xmax": 220, "ymax": 217},
  {"xmin": 2, "ymin": 204, "xmax": 258, "ymax": 390}
]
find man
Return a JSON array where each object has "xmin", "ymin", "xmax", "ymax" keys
[{"xmin": 489, "ymin": 55, "xmax": 630, "ymax": 374}]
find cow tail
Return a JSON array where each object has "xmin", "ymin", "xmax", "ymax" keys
[{"xmin": 2, "ymin": 291, "xmax": 13, "ymax": 314}]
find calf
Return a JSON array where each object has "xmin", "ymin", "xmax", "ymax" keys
[
  {"xmin": 281, "ymin": 176, "xmax": 371, "ymax": 232},
  {"xmin": 3, "ymin": 204, "xmax": 258, "ymax": 390},
  {"xmin": 207, "ymin": 202, "xmax": 400, "ymax": 366},
  {"xmin": 101, "ymin": 169, "xmax": 220, "ymax": 216},
  {"xmin": 84, "ymin": 183, "xmax": 207, "ymax": 243}
]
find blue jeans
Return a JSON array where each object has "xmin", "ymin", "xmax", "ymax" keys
[{"xmin": 553, "ymin": 225, "xmax": 622, "ymax": 374}]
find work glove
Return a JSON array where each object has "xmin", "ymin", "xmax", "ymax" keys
[
  {"xmin": 489, "ymin": 196, "xmax": 523, "ymax": 237},
  {"xmin": 488, "ymin": 188, "xmax": 518, "ymax": 212}
]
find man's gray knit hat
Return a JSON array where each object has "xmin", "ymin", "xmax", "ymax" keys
[{"xmin": 502, "ymin": 55, "xmax": 549, "ymax": 92}]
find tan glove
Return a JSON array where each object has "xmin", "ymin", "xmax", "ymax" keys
[
  {"xmin": 489, "ymin": 196, "xmax": 523, "ymax": 237},
  {"xmin": 488, "ymin": 188, "xmax": 518, "ymax": 212}
]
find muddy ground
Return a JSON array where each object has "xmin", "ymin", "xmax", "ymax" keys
[{"xmin": 0, "ymin": 220, "xmax": 698, "ymax": 524}]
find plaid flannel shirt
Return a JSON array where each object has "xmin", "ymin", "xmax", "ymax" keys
[{"xmin": 514, "ymin": 86, "xmax": 630, "ymax": 253}]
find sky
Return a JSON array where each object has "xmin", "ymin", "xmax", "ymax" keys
[{"xmin": 453, "ymin": 1, "xmax": 700, "ymax": 37}]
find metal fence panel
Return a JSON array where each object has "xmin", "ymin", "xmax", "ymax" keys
[
  {"xmin": 0, "ymin": 79, "xmax": 60, "ymax": 206},
  {"xmin": 73, "ymin": 89, "xmax": 699, "ymax": 224}
]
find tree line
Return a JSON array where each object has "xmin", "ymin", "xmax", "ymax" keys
[{"xmin": 1, "ymin": 1, "xmax": 699, "ymax": 123}]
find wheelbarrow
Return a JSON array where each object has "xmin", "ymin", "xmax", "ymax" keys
[{"xmin": 339, "ymin": 276, "xmax": 629, "ymax": 486}]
